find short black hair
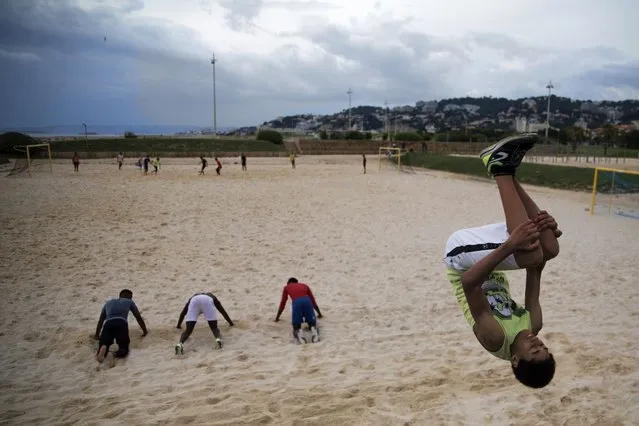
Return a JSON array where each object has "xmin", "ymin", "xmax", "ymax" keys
[
  {"xmin": 512, "ymin": 355, "xmax": 556, "ymax": 388},
  {"xmin": 119, "ymin": 289, "xmax": 133, "ymax": 299},
  {"xmin": 287, "ymin": 277, "xmax": 298, "ymax": 284}
]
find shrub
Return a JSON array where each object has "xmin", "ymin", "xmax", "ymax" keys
[
  {"xmin": 256, "ymin": 129, "xmax": 283, "ymax": 145},
  {"xmin": 394, "ymin": 132, "xmax": 423, "ymax": 141}
]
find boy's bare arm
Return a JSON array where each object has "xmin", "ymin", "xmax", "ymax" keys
[{"xmin": 525, "ymin": 264, "xmax": 544, "ymax": 334}]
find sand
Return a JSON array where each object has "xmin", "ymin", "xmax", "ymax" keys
[{"xmin": 0, "ymin": 155, "xmax": 638, "ymax": 426}]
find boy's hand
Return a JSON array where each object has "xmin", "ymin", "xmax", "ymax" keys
[
  {"xmin": 506, "ymin": 219, "xmax": 541, "ymax": 252},
  {"xmin": 535, "ymin": 210, "xmax": 562, "ymax": 238}
]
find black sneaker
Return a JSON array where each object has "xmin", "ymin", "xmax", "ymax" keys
[{"xmin": 480, "ymin": 133, "xmax": 538, "ymax": 176}]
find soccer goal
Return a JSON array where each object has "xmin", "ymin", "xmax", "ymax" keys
[
  {"xmin": 378, "ymin": 146, "xmax": 402, "ymax": 171},
  {"xmin": 10, "ymin": 143, "xmax": 53, "ymax": 176},
  {"xmin": 589, "ymin": 167, "xmax": 639, "ymax": 219}
]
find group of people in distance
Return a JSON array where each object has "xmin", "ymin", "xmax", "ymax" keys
[
  {"xmin": 74, "ymin": 151, "xmax": 370, "ymax": 175},
  {"xmin": 94, "ymin": 133, "xmax": 561, "ymax": 389},
  {"xmin": 93, "ymin": 277, "xmax": 323, "ymax": 368}
]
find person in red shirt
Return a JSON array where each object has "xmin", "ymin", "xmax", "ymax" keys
[
  {"xmin": 275, "ymin": 277, "xmax": 323, "ymax": 343},
  {"xmin": 215, "ymin": 157, "xmax": 222, "ymax": 175}
]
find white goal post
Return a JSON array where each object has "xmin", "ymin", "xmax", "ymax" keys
[
  {"xmin": 378, "ymin": 146, "xmax": 402, "ymax": 171},
  {"xmin": 14, "ymin": 143, "xmax": 53, "ymax": 176}
]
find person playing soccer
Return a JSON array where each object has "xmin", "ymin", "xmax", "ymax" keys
[
  {"xmin": 275, "ymin": 277, "xmax": 323, "ymax": 344},
  {"xmin": 175, "ymin": 292, "xmax": 234, "ymax": 354},
  {"xmin": 151, "ymin": 157, "xmax": 160, "ymax": 174},
  {"xmin": 289, "ymin": 153, "xmax": 296, "ymax": 169},
  {"xmin": 444, "ymin": 133, "xmax": 562, "ymax": 389},
  {"xmin": 241, "ymin": 153, "xmax": 247, "ymax": 171},
  {"xmin": 362, "ymin": 154, "xmax": 367, "ymax": 174},
  {"xmin": 117, "ymin": 152, "xmax": 124, "ymax": 170},
  {"xmin": 143, "ymin": 155, "xmax": 151, "ymax": 175},
  {"xmin": 93, "ymin": 289, "xmax": 148, "ymax": 368},
  {"xmin": 199, "ymin": 156, "xmax": 208, "ymax": 175},
  {"xmin": 72, "ymin": 152, "xmax": 80, "ymax": 172},
  {"xmin": 215, "ymin": 157, "xmax": 222, "ymax": 175}
]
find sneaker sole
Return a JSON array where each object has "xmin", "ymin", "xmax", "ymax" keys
[
  {"xmin": 96, "ymin": 345, "xmax": 107, "ymax": 363},
  {"xmin": 106, "ymin": 352, "xmax": 115, "ymax": 369},
  {"xmin": 479, "ymin": 133, "xmax": 539, "ymax": 160}
]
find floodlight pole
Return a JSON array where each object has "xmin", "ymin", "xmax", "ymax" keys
[
  {"xmin": 545, "ymin": 80, "xmax": 553, "ymax": 139},
  {"xmin": 347, "ymin": 88, "xmax": 353, "ymax": 131},
  {"xmin": 384, "ymin": 101, "xmax": 389, "ymax": 136},
  {"xmin": 211, "ymin": 53, "xmax": 217, "ymax": 138},
  {"xmin": 82, "ymin": 123, "xmax": 88, "ymax": 149}
]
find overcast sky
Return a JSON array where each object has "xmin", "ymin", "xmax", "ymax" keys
[{"xmin": 1, "ymin": 0, "xmax": 638, "ymax": 128}]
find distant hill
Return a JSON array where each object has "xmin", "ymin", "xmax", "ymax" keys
[{"xmin": 236, "ymin": 96, "xmax": 639, "ymax": 135}]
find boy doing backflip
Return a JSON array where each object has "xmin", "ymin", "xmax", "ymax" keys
[
  {"xmin": 175, "ymin": 292, "xmax": 234, "ymax": 354},
  {"xmin": 444, "ymin": 133, "xmax": 562, "ymax": 389}
]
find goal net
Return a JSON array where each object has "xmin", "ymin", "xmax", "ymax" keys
[
  {"xmin": 378, "ymin": 146, "xmax": 402, "ymax": 171},
  {"xmin": 590, "ymin": 167, "xmax": 639, "ymax": 219},
  {"xmin": 8, "ymin": 144, "xmax": 52, "ymax": 176}
]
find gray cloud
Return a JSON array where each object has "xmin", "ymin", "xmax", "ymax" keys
[
  {"xmin": 0, "ymin": 49, "xmax": 42, "ymax": 62},
  {"xmin": 1, "ymin": 0, "xmax": 638, "ymax": 128}
]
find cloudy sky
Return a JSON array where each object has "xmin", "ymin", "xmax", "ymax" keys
[{"xmin": 1, "ymin": 0, "xmax": 638, "ymax": 128}]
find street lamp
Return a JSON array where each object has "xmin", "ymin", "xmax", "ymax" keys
[
  {"xmin": 347, "ymin": 88, "xmax": 353, "ymax": 131},
  {"xmin": 211, "ymin": 53, "xmax": 217, "ymax": 138},
  {"xmin": 82, "ymin": 123, "xmax": 88, "ymax": 149},
  {"xmin": 545, "ymin": 80, "xmax": 553, "ymax": 139}
]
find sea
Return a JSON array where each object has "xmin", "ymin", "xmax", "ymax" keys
[{"xmin": 0, "ymin": 125, "xmax": 236, "ymax": 137}]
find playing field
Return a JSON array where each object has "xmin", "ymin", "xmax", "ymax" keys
[{"xmin": 0, "ymin": 155, "xmax": 637, "ymax": 425}]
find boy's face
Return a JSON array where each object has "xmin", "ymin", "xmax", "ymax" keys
[{"xmin": 512, "ymin": 333, "xmax": 551, "ymax": 364}]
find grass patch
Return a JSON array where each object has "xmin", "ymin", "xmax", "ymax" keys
[
  {"xmin": 49, "ymin": 138, "xmax": 284, "ymax": 153},
  {"xmin": 0, "ymin": 137, "xmax": 284, "ymax": 154},
  {"xmin": 402, "ymin": 153, "xmax": 597, "ymax": 191}
]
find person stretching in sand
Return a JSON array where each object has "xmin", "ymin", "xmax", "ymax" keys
[
  {"xmin": 117, "ymin": 152, "xmax": 124, "ymax": 170},
  {"xmin": 175, "ymin": 292, "xmax": 234, "ymax": 354},
  {"xmin": 199, "ymin": 156, "xmax": 208, "ymax": 175},
  {"xmin": 444, "ymin": 133, "xmax": 562, "ymax": 389},
  {"xmin": 94, "ymin": 289, "xmax": 148, "ymax": 368},
  {"xmin": 275, "ymin": 278, "xmax": 323, "ymax": 344}
]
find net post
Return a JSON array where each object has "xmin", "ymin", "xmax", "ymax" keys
[
  {"xmin": 26, "ymin": 146, "xmax": 32, "ymax": 176},
  {"xmin": 590, "ymin": 167, "xmax": 599, "ymax": 215},
  {"xmin": 47, "ymin": 143, "xmax": 52, "ymax": 173},
  {"xmin": 608, "ymin": 171, "xmax": 616, "ymax": 216}
]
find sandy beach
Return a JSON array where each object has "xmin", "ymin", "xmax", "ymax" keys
[{"xmin": 0, "ymin": 155, "xmax": 638, "ymax": 426}]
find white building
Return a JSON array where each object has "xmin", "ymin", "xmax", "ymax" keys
[{"xmin": 514, "ymin": 117, "xmax": 547, "ymax": 133}]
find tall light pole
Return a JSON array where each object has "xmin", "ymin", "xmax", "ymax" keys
[
  {"xmin": 82, "ymin": 123, "xmax": 88, "ymax": 149},
  {"xmin": 347, "ymin": 88, "xmax": 353, "ymax": 131},
  {"xmin": 384, "ymin": 101, "xmax": 389, "ymax": 136},
  {"xmin": 211, "ymin": 53, "xmax": 217, "ymax": 137},
  {"xmin": 545, "ymin": 80, "xmax": 553, "ymax": 139}
]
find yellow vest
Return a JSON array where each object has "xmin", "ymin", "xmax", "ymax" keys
[{"xmin": 448, "ymin": 268, "xmax": 531, "ymax": 360}]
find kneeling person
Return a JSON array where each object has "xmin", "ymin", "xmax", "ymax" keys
[
  {"xmin": 275, "ymin": 277, "xmax": 323, "ymax": 343},
  {"xmin": 94, "ymin": 289, "xmax": 148, "ymax": 368},
  {"xmin": 175, "ymin": 292, "xmax": 234, "ymax": 353}
]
